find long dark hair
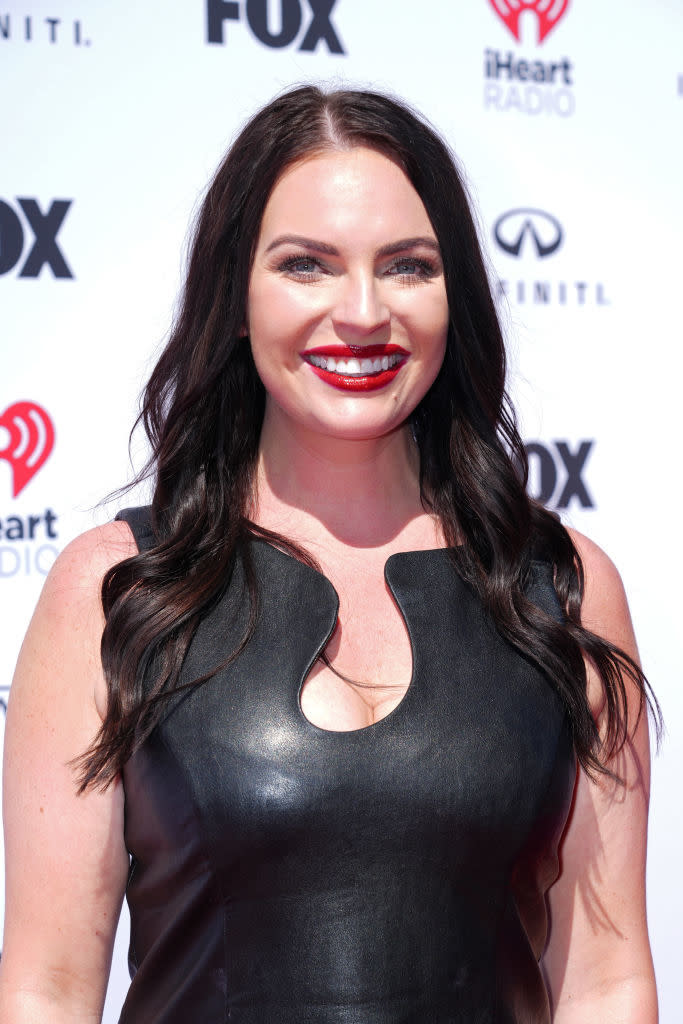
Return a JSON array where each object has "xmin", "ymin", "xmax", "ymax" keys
[{"xmin": 77, "ymin": 85, "xmax": 657, "ymax": 791}]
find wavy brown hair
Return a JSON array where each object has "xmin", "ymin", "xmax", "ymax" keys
[{"xmin": 77, "ymin": 85, "xmax": 657, "ymax": 791}]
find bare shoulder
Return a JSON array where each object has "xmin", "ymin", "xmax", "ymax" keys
[
  {"xmin": 565, "ymin": 528, "xmax": 642, "ymax": 729},
  {"xmin": 13, "ymin": 519, "xmax": 138, "ymax": 716},
  {"xmin": 35, "ymin": 519, "xmax": 135, "ymax": 621},
  {"xmin": 7, "ymin": 516, "xmax": 137, "ymax": 770},
  {"xmin": 45, "ymin": 518, "xmax": 137, "ymax": 591},
  {"xmin": 565, "ymin": 527, "xmax": 633, "ymax": 642},
  {"xmin": 566, "ymin": 527, "xmax": 624, "ymax": 590}
]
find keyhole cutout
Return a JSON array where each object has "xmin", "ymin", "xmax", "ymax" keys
[{"xmin": 299, "ymin": 572, "xmax": 415, "ymax": 733}]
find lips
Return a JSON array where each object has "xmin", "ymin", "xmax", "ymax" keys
[{"xmin": 302, "ymin": 344, "xmax": 409, "ymax": 392}]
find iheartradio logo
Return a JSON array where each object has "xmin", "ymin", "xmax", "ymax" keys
[
  {"xmin": 488, "ymin": 0, "xmax": 570, "ymax": 44},
  {"xmin": 0, "ymin": 401, "xmax": 55, "ymax": 497}
]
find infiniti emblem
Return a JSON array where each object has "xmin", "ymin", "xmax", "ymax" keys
[{"xmin": 493, "ymin": 208, "xmax": 564, "ymax": 258}]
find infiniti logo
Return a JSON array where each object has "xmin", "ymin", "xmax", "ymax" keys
[{"xmin": 493, "ymin": 208, "xmax": 563, "ymax": 258}]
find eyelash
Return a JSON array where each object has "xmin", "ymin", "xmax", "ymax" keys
[
  {"xmin": 387, "ymin": 257, "xmax": 438, "ymax": 283},
  {"xmin": 278, "ymin": 255, "xmax": 324, "ymax": 278},
  {"xmin": 276, "ymin": 253, "xmax": 439, "ymax": 283}
]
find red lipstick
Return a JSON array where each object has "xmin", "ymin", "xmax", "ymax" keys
[{"xmin": 302, "ymin": 344, "xmax": 409, "ymax": 393}]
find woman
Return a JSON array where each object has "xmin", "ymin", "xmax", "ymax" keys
[{"xmin": 0, "ymin": 86, "xmax": 657, "ymax": 1022}]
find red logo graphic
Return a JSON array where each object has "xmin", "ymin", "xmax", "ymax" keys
[
  {"xmin": 0, "ymin": 401, "xmax": 55, "ymax": 497},
  {"xmin": 488, "ymin": 0, "xmax": 570, "ymax": 44}
]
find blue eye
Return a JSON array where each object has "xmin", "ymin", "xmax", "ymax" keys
[
  {"xmin": 278, "ymin": 255, "xmax": 322, "ymax": 276},
  {"xmin": 388, "ymin": 258, "xmax": 437, "ymax": 281}
]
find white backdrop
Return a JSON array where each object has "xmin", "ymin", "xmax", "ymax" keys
[{"xmin": 1, "ymin": 1, "xmax": 681, "ymax": 1020}]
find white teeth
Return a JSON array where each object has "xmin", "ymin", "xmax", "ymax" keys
[{"xmin": 307, "ymin": 353, "xmax": 404, "ymax": 375}]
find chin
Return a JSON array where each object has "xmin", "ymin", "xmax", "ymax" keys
[{"xmin": 314, "ymin": 416, "xmax": 408, "ymax": 444}]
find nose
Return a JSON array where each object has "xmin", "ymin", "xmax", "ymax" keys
[{"xmin": 331, "ymin": 271, "xmax": 390, "ymax": 337}]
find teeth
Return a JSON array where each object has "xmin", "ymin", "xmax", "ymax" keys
[{"xmin": 308, "ymin": 353, "xmax": 403, "ymax": 376}]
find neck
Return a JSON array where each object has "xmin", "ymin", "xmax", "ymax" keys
[{"xmin": 254, "ymin": 410, "xmax": 427, "ymax": 548}]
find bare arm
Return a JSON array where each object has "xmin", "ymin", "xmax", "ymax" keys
[
  {"xmin": 543, "ymin": 532, "xmax": 657, "ymax": 1023},
  {"xmin": 0, "ymin": 523, "xmax": 135, "ymax": 1023}
]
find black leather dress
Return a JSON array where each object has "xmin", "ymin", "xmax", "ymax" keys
[{"xmin": 116, "ymin": 506, "xmax": 576, "ymax": 1023}]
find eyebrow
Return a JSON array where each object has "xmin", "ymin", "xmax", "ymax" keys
[{"xmin": 264, "ymin": 234, "xmax": 441, "ymax": 257}]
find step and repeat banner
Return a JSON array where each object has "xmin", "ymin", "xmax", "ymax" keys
[{"xmin": 2, "ymin": 1, "xmax": 682, "ymax": 1019}]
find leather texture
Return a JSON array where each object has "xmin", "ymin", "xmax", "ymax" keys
[{"xmin": 116, "ymin": 506, "xmax": 576, "ymax": 1023}]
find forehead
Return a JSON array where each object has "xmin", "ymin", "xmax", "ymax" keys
[{"xmin": 258, "ymin": 147, "xmax": 435, "ymax": 243}]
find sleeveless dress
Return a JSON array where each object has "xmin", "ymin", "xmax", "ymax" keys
[{"xmin": 116, "ymin": 506, "xmax": 576, "ymax": 1024}]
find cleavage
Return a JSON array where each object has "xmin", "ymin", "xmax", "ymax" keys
[{"xmin": 299, "ymin": 571, "xmax": 414, "ymax": 732}]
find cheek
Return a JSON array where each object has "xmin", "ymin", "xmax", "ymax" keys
[
  {"xmin": 246, "ymin": 279, "xmax": 275, "ymax": 342},
  {"xmin": 417, "ymin": 308, "xmax": 449, "ymax": 394},
  {"xmin": 413, "ymin": 297, "xmax": 450, "ymax": 360},
  {"xmin": 431, "ymin": 291, "xmax": 451, "ymax": 335},
  {"xmin": 422, "ymin": 339, "xmax": 448, "ymax": 402},
  {"xmin": 246, "ymin": 286, "xmax": 306, "ymax": 400},
  {"xmin": 396, "ymin": 283, "xmax": 449, "ymax": 331},
  {"xmin": 247, "ymin": 280, "xmax": 319, "ymax": 352},
  {"xmin": 433, "ymin": 298, "xmax": 451, "ymax": 356}
]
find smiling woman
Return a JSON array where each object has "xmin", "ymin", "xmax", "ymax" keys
[
  {"xmin": 247, "ymin": 147, "xmax": 448, "ymax": 441},
  {"xmin": 0, "ymin": 86, "xmax": 658, "ymax": 1024}
]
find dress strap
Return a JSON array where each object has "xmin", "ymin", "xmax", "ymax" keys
[{"xmin": 115, "ymin": 505, "xmax": 156, "ymax": 553}]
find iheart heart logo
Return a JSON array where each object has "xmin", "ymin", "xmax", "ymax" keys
[
  {"xmin": 488, "ymin": 0, "xmax": 570, "ymax": 44},
  {"xmin": 0, "ymin": 401, "xmax": 55, "ymax": 497}
]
